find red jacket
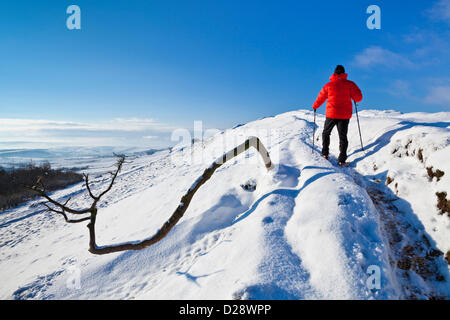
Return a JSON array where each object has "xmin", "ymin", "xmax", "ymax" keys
[{"xmin": 312, "ymin": 73, "xmax": 362, "ymax": 119}]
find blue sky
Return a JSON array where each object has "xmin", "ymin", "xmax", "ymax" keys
[{"xmin": 0, "ymin": 0, "xmax": 449, "ymax": 148}]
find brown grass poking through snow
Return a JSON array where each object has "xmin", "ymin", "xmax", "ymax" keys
[
  {"xmin": 386, "ymin": 176, "xmax": 394, "ymax": 185},
  {"xmin": 417, "ymin": 148, "xmax": 424, "ymax": 163},
  {"xmin": 426, "ymin": 167, "xmax": 445, "ymax": 182},
  {"xmin": 436, "ymin": 192, "xmax": 450, "ymax": 217}
]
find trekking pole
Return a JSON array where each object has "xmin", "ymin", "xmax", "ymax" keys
[
  {"xmin": 354, "ymin": 101, "xmax": 364, "ymax": 152},
  {"xmin": 312, "ymin": 109, "xmax": 316, "ymax": 153}
]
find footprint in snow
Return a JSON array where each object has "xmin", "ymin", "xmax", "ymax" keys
[
  {"xmin": 241, "ymin": 179, "xmax": 257, "ymax": 192},
  {"xmin": 262, "ymin": 216, "xmax": 274, "ymax": 225}
]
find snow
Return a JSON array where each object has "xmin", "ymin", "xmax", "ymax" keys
[
  {"xmin": 0, "ymin": 109, "xmax": 449, "ymax": 300},
  {"xmin": 346, "ymin": 111, "xmax": 450, "ymax": 259}
]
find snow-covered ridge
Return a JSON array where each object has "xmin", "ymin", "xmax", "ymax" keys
[{"xmin": 0, "ymin": 109, "xmax": 448, "ymax": 299}]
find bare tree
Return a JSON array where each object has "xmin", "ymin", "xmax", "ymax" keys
[{"xmin": 30, "ymin": 137, "xmax": 273, "ymax": 255}]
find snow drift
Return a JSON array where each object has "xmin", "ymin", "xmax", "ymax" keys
[{"xmin": 0, "ymin": 109, "xmax": 449, "ymax": 299}]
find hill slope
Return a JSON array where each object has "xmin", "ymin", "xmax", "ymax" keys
[{"xmin": 0, "ymin": 109, "xmax": 449, "ymax": 299}]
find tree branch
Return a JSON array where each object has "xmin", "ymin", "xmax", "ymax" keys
[
  {"xmin": 26, "ymin": 184, "xmax": 91, "ymax": 215},
  {"xmin": 83, "ymin": 173, "xmax": 98, "ymax": 201},
  {"xmin": 96, "ymin": 155, "xmax": 125, "ymax": 201},
  {"xmin": 32, "ymin": 140, "xmax": 273, "ymax": 256},
  {"xmin": 88, "ymin": 137, "xmax": 273, "ymax": 255},
  {"xmin": 42, "ymin": 203, "xmax": 90, "ymax": 224}
]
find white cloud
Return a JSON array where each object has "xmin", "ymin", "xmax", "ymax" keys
[
  {"xmin": 0, "ymin": 118, "xmax": 177, "ymax": 148},
  {"xmin": 352, "ymin": 46, "xmax": 413, "ymax": 69},
  {"xmin": 386, "ymin": 80, "xmax": 412, "ymax": 98},
  {"xmin": 0, "ymin": 118, "xmax": 175, "ymax": 133},
  {"xmin": 427, "ymin": 0, "xmax": 450, "ymax": 23},
  {"xmin": 0, "ymin": 136, "xmax": 118, "ymax": 146},
  {"xmin": 424, "ymin": 86, "xmax": 450, "ymax": 107}
]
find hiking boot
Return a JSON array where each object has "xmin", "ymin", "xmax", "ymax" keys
[
  {"xmin": 321, "ymin": 154, "xmax": 329, "ymax": 160},
  {"xmin": 338, "ymin": 161, "xmax": 346, "ymax": 166}
]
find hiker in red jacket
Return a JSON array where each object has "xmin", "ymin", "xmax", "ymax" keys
[{"xmin": 312, "ymin": 65, "xmax": 363, "ymax": 165}]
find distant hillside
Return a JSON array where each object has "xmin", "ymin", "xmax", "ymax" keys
[{"xmin": 0, "ymin": 162, "xmax": 83, "ymax": 211}]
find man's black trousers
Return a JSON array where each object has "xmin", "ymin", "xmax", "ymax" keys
[{"xmin": 322, "ymin": 117, "xmax": 350, "ymax": 163}]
